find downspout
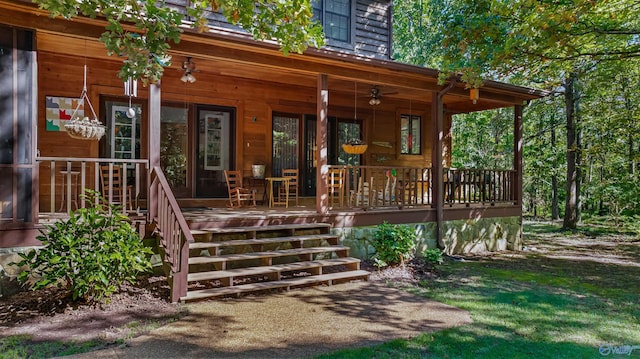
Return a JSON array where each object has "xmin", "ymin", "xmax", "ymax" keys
[{"xmin": 431, "ymin": 78, "xmax": 456, "ymax": 250}]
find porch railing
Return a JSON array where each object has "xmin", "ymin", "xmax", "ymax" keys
[
  {"xmin": 37, "ymin": 157, "xmax": 149, "ymax": 214},
  {"xmin": 444, "ymin": 168, "xmax": 516, "ymax": 206},
  {"xmin": 337, "ymin": 165, "xmax": 433, "ymax": 209},
  {"xmin": 149, "ymin": 166, "xmax": 193, "ymax": 303},
  {"xmin": 328, "ymin": 165, "xmax": 516, "ymax": 210}
]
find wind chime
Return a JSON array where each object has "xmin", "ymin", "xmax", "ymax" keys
[
  {"xmin": 124, "ymin": 76, "xmax": 138, "ymax": 118},
  {"xmin": 65, "ymin": 64, "xmax": 106, "ymax": 140},
  {"xmin": 342, "ymin": 82, "xmax": 368, "ymax": 155}
]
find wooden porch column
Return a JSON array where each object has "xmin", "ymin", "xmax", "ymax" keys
[
  {"xmin": 431, "ymin": 91, "xmax": 444, "ymax": 249},
  {"xmin": 431, "ymin": 79, "xmax": 456, "ymax": 250},
  {"xmin": 148, "ymin": 82, "xmax": 161, "ymax": 219},
  {"xmin": 316, "ymin": 74, "xmax": 329, "ymax": 214},
  {"xmin": 513, "ymin": 104, "xmax": 523, "ymax": 206}
]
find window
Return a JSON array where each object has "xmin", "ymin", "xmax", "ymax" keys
[
  {"xmin": 312, "ymin": 0, "xmax": 351, "ymax": 42},
  {"xmin": 400, "ymin": 114, "xmax": 421, "ymax": 155},
  {"xmin": 337, "ymin": 121, "xmax": 361, "ymax": 166}
]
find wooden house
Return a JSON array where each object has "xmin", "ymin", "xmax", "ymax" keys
[{"xmin": 0, "ymin": 0, "xmax": 546, "ymax": 301}]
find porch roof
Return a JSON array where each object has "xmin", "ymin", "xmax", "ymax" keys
[{"xmin": 1, "ymin": 0, "xmax": 549, "ymax": 113}]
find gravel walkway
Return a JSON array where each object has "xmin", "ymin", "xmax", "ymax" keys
[{"xmin": 70, "ymin": 281, "xmax": 471, "ymax": 358}]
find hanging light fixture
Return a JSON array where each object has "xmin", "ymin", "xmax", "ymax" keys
[
  {"xmin": 369, "ymin": 86, "xmax": 381, "ymax": 106},
  {"xmin": 342, "ymin": 82, "xmax": 368, "ymax": 155},
  {"xmin": 181, "ymin": 57, "xmax": 197, "ymax": 83}
]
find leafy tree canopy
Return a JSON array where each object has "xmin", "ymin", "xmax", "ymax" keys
[
  {"xmin": 394, "ymin": 0, "xmax": 640, "ymax": 88},
  {"xmin": 35, "ymin": 0, "xmax": 325, "ymax": 84}
]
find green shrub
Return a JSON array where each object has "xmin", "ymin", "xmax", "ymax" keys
[
  {"xmin": 422, "ymin": 248, "xmax": 444, "ymax": 266},
  {"xmin": 371, "ymin": 222, "xmax": 416, "ymax": 268},
  {"xmin": 14, "ymin": 190, "xmax": 152, "ymax": 302}
]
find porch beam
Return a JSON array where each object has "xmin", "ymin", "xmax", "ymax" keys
[
  {"xmin": 316, "ymin": 74, "xmax": 329, "ymax": 214},
  {"xmin": 148, "ymin": 82, "xmax": 161, "ymax": 219},
  {"xmin": 513, "ymin": 105, "xmax": 523, "ymax": 206}
]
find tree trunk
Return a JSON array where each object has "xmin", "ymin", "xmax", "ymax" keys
[
  {"xmin": 563, "ymin": 73, "xmax": 580, "ymax": 229},
  {"xmin": 629, "ymin": 134, "xmax": 635, "ymax": 175},
  {"xmin": 551, "ymin": 115, "xmax": 559, "ymax": 220},
  {"xmin": 623, "ymin": 78, "xmax": 635, "ymax": 176}
]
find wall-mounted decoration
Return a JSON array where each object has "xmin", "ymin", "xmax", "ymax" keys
[
  {"xmin": 45, "ymin": 96, "xmax": 83, "ymax": 131},
  {"xmin": 372, "ymin": 141, "xmax": 393, "ymax": 148},
  {"xmin": 204, "ymin": 112, "xmax": 228, "ymax": 170}
]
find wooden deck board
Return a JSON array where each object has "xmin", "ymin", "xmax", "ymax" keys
[
  {"xmin": 197, "ymin": 223, "xmax": 331, "ymax": 234},
  {"xmin": 183, "ymin": 270, "xmax": 370, "ymax": 301},
  {"xmin": 189, "ymin": 233, "xmax": 337, "ymax": 249},
  {"xmin": 187, "ymin": 257, "xmax": 360, "ymax": 282},
  {"xmin": 188, "ymin": 246, "xmax": 350, "ymax": 265}
]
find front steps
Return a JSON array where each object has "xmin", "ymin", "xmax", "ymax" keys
[{"xmin": 182, "ymin": 223, "xmax": 369, "ymax": 302}]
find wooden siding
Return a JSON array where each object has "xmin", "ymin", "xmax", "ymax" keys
[{"xmin": 165, "ymin": 0, "xmax": 391, "ymax": 60}]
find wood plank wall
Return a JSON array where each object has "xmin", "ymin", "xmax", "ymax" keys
[{"xmin": 35, "ymin": 33, "xmax": 446, "ymax": 205}]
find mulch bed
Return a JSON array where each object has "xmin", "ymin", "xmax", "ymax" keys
[{"xmin": 0, "ymin": 276, "xmax": 185, "ymax": 343}]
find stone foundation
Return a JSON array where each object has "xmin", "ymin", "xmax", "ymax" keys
[{"xmin": 334, "ymin": 216, "xmax": 522, "ymax": 259}]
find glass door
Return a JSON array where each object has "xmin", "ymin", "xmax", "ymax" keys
[
  {"xmin": 160, "ymin": 105, "xmax": 189, "ymax": 197},
  {"xmin": 104, "ymin": 100, "xmax": 144, "ymax": 187},
  {"xmin": 272, "ymin": 113, "xmax": 300, "ymax": 178},
  {"xmin": 104, "ymin": 100, "xmax": 143, "ymax": 162},
  {"xmin": 195, "ymin": 106, "xmax": 235, "ymax": 197}
]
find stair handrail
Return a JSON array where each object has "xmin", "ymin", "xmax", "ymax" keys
[{"xmin": 149, "ymin": 166, "xmax": 194, "ymax": 303}]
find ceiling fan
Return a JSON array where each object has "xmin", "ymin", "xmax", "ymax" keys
[{"xmin": 365, "ymin": 86, "xmax": 398, "ymax": 105}]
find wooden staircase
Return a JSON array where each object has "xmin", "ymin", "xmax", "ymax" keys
[{"xmin": 183, "ymin": 223, "xmax": 369, "ymax": 302}]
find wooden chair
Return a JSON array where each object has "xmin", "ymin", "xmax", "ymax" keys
[
  {"xmin": 224, "ymin": 170, "xmax": 256, "ymax": 208},
  {"xmin": 279, "ymin": 168, "xmax": 299, "ymax": 206},
  {"xmin": 351, "ymin": 176, "xmax": 374, "ymax": 208},
  {"xmin": 100, "ymin": 165, "xmax": 134, "ymax": 211},
  {"xmin": 327, "ymin": 168, "xmax": 345, "ymax": 208}
]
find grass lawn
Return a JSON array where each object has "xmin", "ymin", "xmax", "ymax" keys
[{"xmin": 316, "ymin": 221, "xmax": 640, "ymax": 358}]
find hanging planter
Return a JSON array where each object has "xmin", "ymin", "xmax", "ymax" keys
[
  {"xmin": 64, "ymin": 64, "xmax": 105, "ymax": 140},
  {"xmin": 342, "ymin": 140, "xmax": 368, "ymax": 155},
  {"xmin": 65, "ymin": 117, "xmax": 106, "ymax": 140},
  {"xmin": 341, "ymin": 82, "xmax": 368, "ymax": 155}
]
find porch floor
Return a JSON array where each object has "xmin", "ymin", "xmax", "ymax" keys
[{"xmin": 36, "ymin": 196, "xmax": 518, "ymax": 234}]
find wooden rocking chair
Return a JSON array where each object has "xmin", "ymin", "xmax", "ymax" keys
[{"xmin": 224, "ymin": 170, "xmax": 256, "ymax": 208}]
